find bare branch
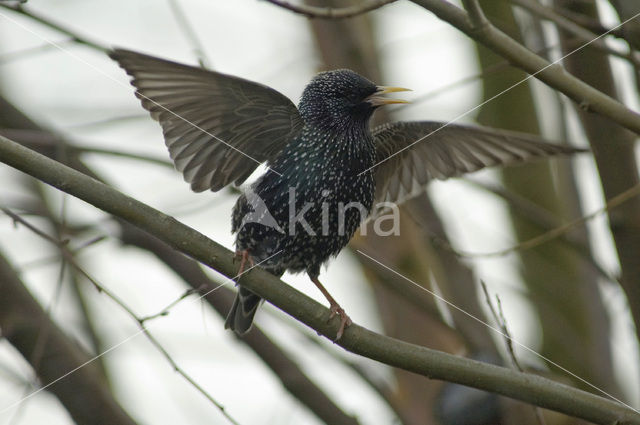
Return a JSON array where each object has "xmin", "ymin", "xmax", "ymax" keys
[
  {"xmin": 409, "ymin": 0, "xmax": 640, "ymax": 135},
  {"xmin": 3, "ymin": 208, "xmax": 242, "ymax": 425},
  {"xmin": 0, "ymin": 4, "xmax": 108, "ymax": 52},
  {"xmin": 0, "ymin": 40, "xmax": 75, "ymax": 64},
  {"xmin": 0, "ymin": 129, "xmax": 173, "ymax": 168},
  {"xmin": 430, "ymin": 179, "xmax": 618, "ymax": 284},
  {"xmin": 264, "ymin": 0, "xmax": 397, "ymax": 19},
  {"xmin": 462, "ymin": 0, "xmax": 488, "ymax": 29},
  {"xmin": 1, "ymin": 99, "xmax": 361, "ymax": 425},
  {"xmin": 511, "ymin": 0, "xmax": 640, "ymax": 69},
  {"xmin": 434, "ymin": 181, "xmax": 640, "ymax": 259},
  {"xmin": 0, "ymin": 250, "xmax": 139, "ymax": 425},
  {"xmin": 121, "ymin": 225, "xmax": 361, "ymax": 425},
  {"xmin": 480, "ymin": 282, "xmax": 547, "ymax": 425},
  {"xmin": 167, "ymin": 0, "xmax": 211, "ymax": 68},
  {"xmin": 1, "ymin": 134, "xmax": 639, "ymax": 425},
  {"xmin": 479, "ymin": 282, "xmax": 521, "ymax": 371},
  {"xmin": 393, "ymin": 35, "xmax": 586, "ymax": 113},
  {"xmin": 552, "ymin": 3, "xmax": 627, "ymax": 40},
  {"xmin": 3, "ymin": 207, "xmax": 243, "ymax": 425}
]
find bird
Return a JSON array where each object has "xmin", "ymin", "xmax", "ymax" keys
[{"xmin": 110, "ymin": 48, "xmax": 586, "ymax": 340}]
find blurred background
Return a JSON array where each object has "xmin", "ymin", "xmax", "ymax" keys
[{"xmin": 0, "ymin": 0, "xmax": 639, "ymax": 424}]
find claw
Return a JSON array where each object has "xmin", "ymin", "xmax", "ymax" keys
[
  {"xmin": 309, "ymin": 275, "xmax": 353, "ymax": 341},
  {"xmin": 329, "ymin": 303, "xmax": 352, "ymax": 341}
]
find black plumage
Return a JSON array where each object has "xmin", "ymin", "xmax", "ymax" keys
[{"xmin": 110, "ymin": 48, "xmax": 586, "ymax": 339}]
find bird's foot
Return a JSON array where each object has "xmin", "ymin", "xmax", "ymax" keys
[
  {"xmin": 309, "ymin": 275, "xmax": 352, "ymax": 341},
  {"xmin": 233, "ymin": 250, "xmax": 255, "ymax": 280},
  {"xmin": 328, "ymin": 303, "xmax": 352, "ymax": 341}
]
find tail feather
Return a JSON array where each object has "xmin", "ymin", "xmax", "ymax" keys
[{"xmin": 224, "ymin": 287, "xmax": 262, "ymax": 334}]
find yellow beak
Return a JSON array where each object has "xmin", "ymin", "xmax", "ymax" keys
[{"xmin": 366, "ymin": 86, "xmax": 411, "ymax": 106}]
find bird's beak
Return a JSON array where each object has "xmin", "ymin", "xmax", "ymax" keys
[{"xmin": 366, "ymin": 86, "xmax": 411, "ymax": 106}]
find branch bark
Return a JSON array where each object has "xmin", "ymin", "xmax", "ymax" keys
[
  {"xmin": 409, "ymin": 0, "xmax": 640, "ymax": 135},
  {"xmin": 0, "ymin": 4, "xmax": 108, "ymax": 52},
  {"xmin": 556, "ymin": 0, "xmax": 640, "ymax": 368},
  {"xmin": 0, "ymin": 249, "xmax": 139, "ymax": 425},
  {"xmin": 0, "ymin": 98, "xmax": 359, "ymax": 425},
  {"xmin": 1, "ymin": 135, "xmax": 638, "ymax": 425},
  {"xmin": 264, "ymin": 0, "xmax": 397, "ymax": 19},
  {"xmin": 511, "ymin": 0, "xmax": 640, "ymax": 67},
  {"xmin": 119, "ymin": 224, "xmax": 361, "ymax": 425}
]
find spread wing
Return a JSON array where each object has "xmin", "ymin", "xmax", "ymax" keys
[
  {"xmin": 110, "ymin": 48, "xmax": 303, "ymax": 192},
  {"xmin": 373, "ymin": 121, "xmax": 587, "ymax": 205}
]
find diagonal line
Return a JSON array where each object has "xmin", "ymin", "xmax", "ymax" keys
[
  {"xmin": 359, "ymin": 10, "xmax": 640, "ymax": 176},
  {"xmin": 447, "ymin": 182, "xmax": 640, "ymax": 258},
  {"xmin": 0, "ymin": 9, "xmax": 282, "ymax": 177},
  {"xmin": 356, "ymin": 249, "xmax": 640, "ymax": 414},
  {"xmin": 0, "ymin": 249, "xmax": 282, "ymax": 415},
  {"xmin": 3, "ymin": 1, "xmax": 637, "ymax": 414},
  {"xmin": 197, "ymin": 250, "xmax": 282, "ymax": 300}
]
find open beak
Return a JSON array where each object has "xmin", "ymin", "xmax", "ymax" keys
[{"xmin": 366, "ymin": 86, "xmax": 411, "ymax": 106}]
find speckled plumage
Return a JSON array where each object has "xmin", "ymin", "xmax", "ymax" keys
[
  {"xmin": 110, "ymin": 48, "xmax": 587, "ymax": 337},
  {"xmin": 228, "ymin": 71, "xmax": 378, "ymax": 333},
  {"xmin": 232, "ymin": 70, "xmax": 376, "ymax": 278}
]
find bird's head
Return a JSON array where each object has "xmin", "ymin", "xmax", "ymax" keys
[{"xmin": 299, "ymin": 69, "xmax": 409, "ymax": 129}]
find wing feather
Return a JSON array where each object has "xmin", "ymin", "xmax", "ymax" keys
[
  {"xmin": 373, "ymin": 121, "xmax": 587, "ymax": 205},
  {"xmin": 110, "ymin": 48, "xmax": 303, "ymax": 192}
]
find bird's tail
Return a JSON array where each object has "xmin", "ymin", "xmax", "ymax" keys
[{"xmin": 224, "ymin": 286, "xmax": 262, "ymax": 334}]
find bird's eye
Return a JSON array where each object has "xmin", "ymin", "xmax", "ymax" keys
[{"xmin": 347, "ymin": 92, "xmax": 360, "ymax": 103}]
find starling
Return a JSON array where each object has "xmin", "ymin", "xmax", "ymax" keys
[{"xmin": 110, "ymin": 49, "xmax": 585, "ymax": 339}]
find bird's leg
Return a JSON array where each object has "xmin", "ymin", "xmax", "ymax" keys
[
  {"xmin": 233, "ymin": 250, "xmax": 255, "ymax": 280},
  {"xmin": 309, "ymin": 276, "xmax": 352, "ymax": 341}
]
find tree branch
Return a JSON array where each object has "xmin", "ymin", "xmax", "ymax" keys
[
  {"xmin": 461, "ymin": 0, "xmax": 488, "ymax": 29},
  {"xmin": 511, "ymin": 0, "xmax": 640, "ymax": 69},
  {"xmin": 409, "ymin": 0, "xmax": 640, "ymax": 135},
  {"xmin": 120, "ymin": 224, "xmax": 361, "ymax": 425},
  {"xmin": 1, "ymin": 208, "xmax": 242, "ymax": 425},
  {"xmin": 0, "ymin": 4, "xmax": 109, "ymax": 52},
  {"xmin": 435, "ymin": 182, "xmax": 640, "ymax": 258},
  {"xmin": 264, "ymin": 0, "xmax": 397, "ymax": 19},
  {"xmin": 1, "ymin": 135, "xmax": 638, "ymax": 425},
  {"xmin": 0, "ymin": 249, "xmax": 139, "ymax": 425},
  {"xmin": 0, "ymin": 97, "xmax": 361, "ymax": 425}
]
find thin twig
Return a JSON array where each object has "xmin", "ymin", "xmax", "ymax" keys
[
  {"xmin": 409, "ymin": 0, "xmax": 640, "ymax": 135},
  {"xmin": 511, "ymin": 0, "xmax": 640, "ymax": 69},
  {"xmin": 480, "ymin": 282, "xmax": 547, "ymax": 425},
  {"xmin": 551, "ymin": 3, "xmax": 626, "ymax": 39},
  {"xmin": 436, "ymin": 182, "xmax": 640, "ymax": 259},
  {"xmin": 450, "ymin": 179, "xmax": 617, "ymax": 284},
  {"xmin": 0, "ymin": 129, "xmax": 173, "ymax": 168},
  {"xmin": 14, "ymin": 235, "xmax": 108, "ymax": 271},
  {"xmin": 8, "ymin": 260, "xmax": 67, "ymax": 425},
  {"xmin": 264, "ymin": 0, "xmax": 397, "ymax": 19},
  {"xmin": 479, "ymin": 282, "xmax": 519, "ymax": 370},
  {"xmin": 139, "ymin": 286, "xmax": 205, "ymax": 322},
  {"xmin": 0, "ymin": 4, "xmax": 109, "ymax": 52},
  {"xmin": 298, "ymin": 331, "xmax": 408, "ymax": 424},
  {"xmin": 65, "ymin": 114, "xmax": 150, "ymax": 129},
  {"xmin": 167, "ymin": 0, "xmax": 211, "ymax": 68},
  {"xmin": 0, "ymin": 249, "xmax": 139, "ymax": 424},
  {"xmin": 73, "ymin": 146, "xmax": 173, "ymax": 168},
  {"xmin": 1, "ymin": 207, "xmax": 69, "ymax": 247},
  {"xmin": 0, "ymin": 39, "xmax": 75, "ymax": 64},
  {"xmin": 2, "ymin": 135, "xmax": 639, "ymax": 424},
  {"xmin": 392, "ymin": 36, "xmax": 585, "ymax": 113},
  {"xmin": 2, "ymin": 207, "xmax": 241, "ymax": 425},
  {"xmin": 3, "ymin": 96, "xmax": 360, "ymax": 425}
]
